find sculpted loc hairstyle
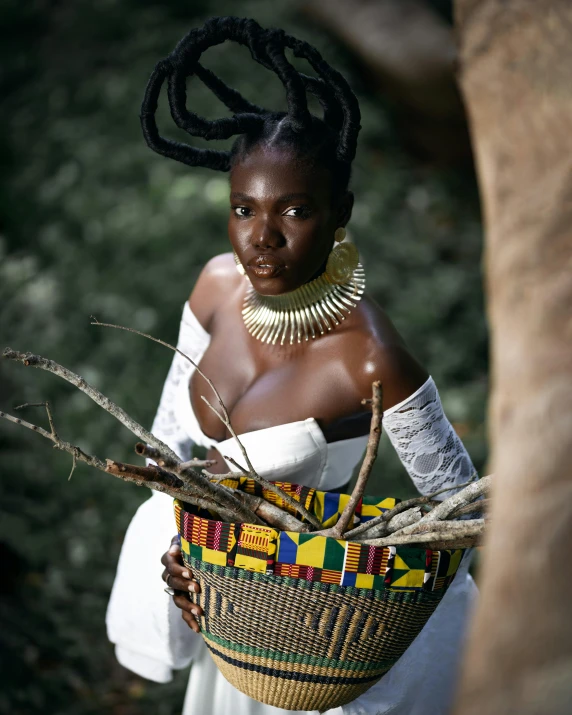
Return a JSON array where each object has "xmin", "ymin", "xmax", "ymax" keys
[{"xmin": 141, "ymin": 16, "xmax": 361, "ymax": 195}]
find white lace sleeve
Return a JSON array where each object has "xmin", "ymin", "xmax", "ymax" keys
[
  {"xmin": 382, "ymin": 377, "xmax": 477, "ymax": 498},
  {"xmin": 149, "ymin": 303, "xmax": 211, "ymax": 461}
]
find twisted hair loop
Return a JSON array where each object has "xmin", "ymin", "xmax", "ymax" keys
[{"xmin": 141, "ymin": 16, "xmax": 361, "ymax": 175}]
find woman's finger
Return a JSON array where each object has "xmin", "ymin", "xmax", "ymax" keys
[
  {"xmin": 173, "ymin": 593, "xmax": 204, "ymax": 618},
  {"xmin": 160, "ymin": 539, "xmax": 201, "ymax": 595},
  {"xmin": 182, "ymin": 609, "xmax": 201, "ymax": 633},
  {"xmin": 160, "ymin": 535, "xmax": 183, "ymax": 567},
  {"xmin": 161, "ymin": 554, "xmax": 201, "ymax": 594},
  {"xmin": 167, "ymin": 574, "xmax": 201, "ymax": 594}
]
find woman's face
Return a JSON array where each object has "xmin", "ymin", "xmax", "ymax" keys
[{"xmin": 228, "ymin": 145, "xmax": 352, "ymax": 296}]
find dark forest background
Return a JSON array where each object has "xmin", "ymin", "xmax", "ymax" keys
[{"xmin": 0, "ymin": 1, "xmax": 487, "ymax": 713}]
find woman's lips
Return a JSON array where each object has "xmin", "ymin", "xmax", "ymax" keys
[{"xmin": 247, "ymin": 255, "xmax": 285, "ymax": 279}]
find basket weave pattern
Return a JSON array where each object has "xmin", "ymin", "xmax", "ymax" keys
[{"xmin": 174, "ymin": 480, "xmax": 464, "ymax": 711}]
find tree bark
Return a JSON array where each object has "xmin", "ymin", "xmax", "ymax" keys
[{"xmin": 454, "ymin": 2, "xmax": 572, "ymax": 713}]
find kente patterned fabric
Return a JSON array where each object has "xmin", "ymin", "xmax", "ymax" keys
[{"xmin": 174, "ymin": 489, "xmax": 462, "ymax": 593}]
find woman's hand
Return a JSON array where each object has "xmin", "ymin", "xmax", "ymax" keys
[{"xmin": 161, "ymin": 535, "xmax": 203, "ymax": 633}]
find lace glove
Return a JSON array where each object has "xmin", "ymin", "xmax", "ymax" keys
[{"xmin": 383, "ymin": 377, "xmax": 477, "ymax": 498}]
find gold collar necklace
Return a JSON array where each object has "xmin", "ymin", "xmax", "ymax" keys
[{"xmin": 241, "ymin": 264, "xmax": 366, "ymax": 345}]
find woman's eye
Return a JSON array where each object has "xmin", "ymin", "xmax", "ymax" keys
[
  {"xmin": 284, "ymin": 206, "xmax": 311, "ymax": 218},
  {"xmin": 232, "ymin": 206, "xmax": 252, "ymax": 218}
]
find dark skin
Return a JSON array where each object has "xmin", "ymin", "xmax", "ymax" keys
[{"xmin": 161, "ymin": 145, "xmax": 429, "ymax": 632}]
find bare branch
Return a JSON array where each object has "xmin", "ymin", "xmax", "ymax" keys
[
  {"xmin": 202, "ymin": 469, "xmax": 246, "ymax": 482},
  {"xmin": 343, "ymin": 495, "xmax": 435, "ymax": 540},
  {"xmin": 0, "ymin": 408, "xmax": 107, "ymax": 471},
  {"xmin": 367, "ymin": 478, "xmax": 489, "ymax": 543},
  {"xmin": 325, "ymin": 381, "xmax": 383, "ymax": 538},
  {"xmin": 362, "ymin": 519, "xmax": 485, "ymax": 547},
  {"xmin": 386, "ymin": 506, "xmax": 424, "ymax": 533},
  {"xmin": 402, "ymin": 518, "xmax": 486, "ymax": 537},
  {"xmin": 3, "ymin": 348, "xmax": 181, "ymax": 465},
  {"xmin": 105, "ymin": 460, "xmax": 188, "ymax": 491},
  {"xmin": 134, "ymin": 442, "xmax": 216, "ymax": 470},
  {"xmin": 428, "ymin": 475, "xmax": 481, "ymax": 499},
  {"xmin": 15, "ymin": 401, "xmax": 59, "ymax": 441},
  {"xmin": 180, "ymin": 458, "xmax": 217, "ymax": 470},
  {"xmin": 448, "ymin": 498, "xmax": 489, "ymax": 519}
]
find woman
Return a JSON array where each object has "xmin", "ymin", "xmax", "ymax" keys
[{"xmin": 106, "ymin": 17, "xmax": 477, "ymax": 715}]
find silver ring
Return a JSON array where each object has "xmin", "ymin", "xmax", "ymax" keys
[
  {"xmin": 166, "ymin": 573, "xmax": 172, "ymax": 588},
  {"xmin": 164, "ymin": 587, "xmax": 176, "ymax": 596}
]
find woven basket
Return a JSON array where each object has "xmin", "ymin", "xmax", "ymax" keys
[{"xmin": 174, "ymin": 479, "xmax": 464, "ymax": 712}]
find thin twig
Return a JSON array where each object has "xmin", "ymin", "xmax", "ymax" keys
[
  {"xmin": 15, "ymin": 401, "xmax": 59, "ymax": 441},
  {"xmin": 135, "ymin": 442, "xmax": 216, "ymax": 470},
  {"xmin": 180, "ymin": 458, "xmax": 217, "ymax": 469},
  {"xmin": 325, "ymin": 381, "xmax": 383, "ymax": 538},
  {"xmin": 448, "ymin": 498, "xmax": 489, "ymax": 519},
  {"xmin": 0, "ymin": 409, "xmax": 107, "ymax": 471},
  {"xmin": 3, "ymin": 348, "xmax": 181, "ymax": 465},
  {"xmin": 203, "ymin": 470, "xmax": 247, "ymax": 482},
  {"xmin": 68, "ymin": 450, "xmax": 77, "ymax": 481},
  {"xmin": 223, "ymin": 455, "xmax": 250, "ymax": 476}
]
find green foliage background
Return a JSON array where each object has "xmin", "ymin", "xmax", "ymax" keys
[{"xmin": 0, "ymin": 1, "xmax": 486, "ymax": 713}]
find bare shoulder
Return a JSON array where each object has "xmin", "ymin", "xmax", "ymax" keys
[
  {"xmin": 338, "ymin": 296, "xmax": 429, "ymax": 411},
  {"xmin": 188, "ymin": 253, "xmax": 241, "ymax": 330}
]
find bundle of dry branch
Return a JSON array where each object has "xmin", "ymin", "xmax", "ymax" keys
[{"xmin": 1, "ymin": 324, "xmax": 489, "ymax": 548}]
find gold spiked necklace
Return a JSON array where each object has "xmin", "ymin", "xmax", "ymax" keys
[{"xmin": 241, "ymin": 264, "xmax": 366, "ymax": 345}]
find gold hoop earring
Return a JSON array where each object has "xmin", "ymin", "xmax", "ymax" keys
[
  {"xmin": 325, "ymin": 228, "xmax": 358, "ymax": 284},
  {"xmin": 233, "ymin": 251, "xmax": 246, "ymax": 276}
]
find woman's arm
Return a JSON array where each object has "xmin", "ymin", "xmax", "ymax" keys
[
  {"xmin": 382, "ymin": 374, "xmax": 477, "ymax": 497},
  {"xmin": 353, "ymin": 337, "xmax": 477, "ymax": 498}
]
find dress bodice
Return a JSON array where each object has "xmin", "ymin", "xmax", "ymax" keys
[{"xmin": 171, "ymin": 303, "xmax": 369, "ymax": 491}]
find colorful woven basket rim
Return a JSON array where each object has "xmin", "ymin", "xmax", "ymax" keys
[{"xmin": 174, "ymin": 477, "xmax": 464, "ymax": 593}]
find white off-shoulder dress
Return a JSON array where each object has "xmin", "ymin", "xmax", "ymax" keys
[{"xmin": 107, "ymin": 303, "xmax": 478, "ymax": 715}]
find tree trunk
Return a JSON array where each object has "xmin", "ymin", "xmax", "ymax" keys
[{"xmin": 454, "ymin": 2, "xmax": 572, "ymax": 713}]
